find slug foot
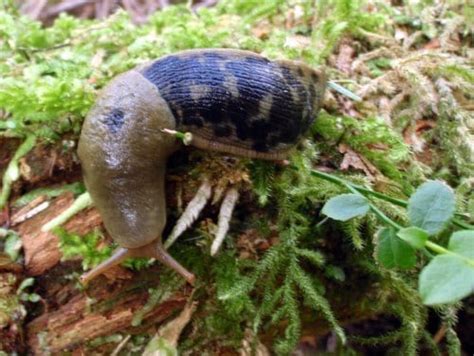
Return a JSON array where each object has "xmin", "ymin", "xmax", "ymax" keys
[
  {"xmin": 165, "ymin": 155, "xmax": 250, "ymax": 256},
  {"xmin": 81, "ymin": 240, "xmax": 195, "ymax": 286}
]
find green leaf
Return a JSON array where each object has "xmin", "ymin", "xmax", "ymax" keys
[
  {"xmin": 322, "ymin": 194, "xmax": 370, "ymax": 221},
  {"xmin": 376, "ymin": 228, "xmax": 416, "ymax": 269},
  {"xmin": 448, "ymin": 230, "xmax": 474, "ymax": 259},
  {"xmin": 20, "ymin": 292, "xmax": 41, "ymax": 303},
  {"xmin": 397, "ymin": 227, "xmax": 429, "ymax": 249},
  {"xmin": 408, "ymin": 180, "xmax": 455, "ymax": 235},
  {"xmin": 17, "ymin": 277, "xmax": 35, "ymax": 293},
  {"xmin": 28, "ymin": 293, "xmax": 41, "ymax": 303},
  {"xmin": 419, "ymin": 255, "xmax": 474, "ymax": 305},
  {"xmin": 4, "ymin": 232, "xmax": 22, "ymax": 261}
]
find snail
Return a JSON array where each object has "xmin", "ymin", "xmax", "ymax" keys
[{"xmin": 77, "ymin": 48, "xmax": 326, "ymax": 285}]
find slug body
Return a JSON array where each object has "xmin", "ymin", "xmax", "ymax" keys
[{"xmin": 77, "ymin": 49, "xmax": 326, "ymax": 284}]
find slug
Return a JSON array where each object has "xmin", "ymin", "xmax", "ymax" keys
[{"xmin": 77, "ymin": 48, "xmax": 326, "ymax": 285}]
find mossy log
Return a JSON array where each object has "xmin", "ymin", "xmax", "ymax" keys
[
  {"xmin": 16, "ymin": 192, "xmax": 100, "ymax": 276},
  {"xmin": 9, "ymin": 191, "xmax": 189, "ymax": 354},
  {"xmin": 10, "ymin": 190, "xmax": 377, "ymax": 354},
  {"xmin": 26, "ymin": 271, "xmax": 190, "ymax": 354}
]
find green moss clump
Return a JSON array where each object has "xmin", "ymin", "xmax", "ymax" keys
[{"xmin": 0, "ymin": 0, "xmax": 472, "ymax": 354}]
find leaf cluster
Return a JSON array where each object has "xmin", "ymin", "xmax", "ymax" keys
[{"xmin": 323, "ymin": 180, "xmax": 474, "ymax": 306}]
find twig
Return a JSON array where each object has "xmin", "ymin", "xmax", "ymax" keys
[
  {"xmin": 96, "ymin": 0, "xmax": 116, "ymax": 19},
  {"xmin": 21, "ymin": 0, "xmax": 48, "ymax": 20},
  {"xmin": 43, "ymin": 0, "xmax": 96, "ymax": 19},
  {"xmin": 433, "ymin": 324, "xmax": 446, "ymax": 344},
  {"xmin": 111, "ymin": 334, "xmax": 131, "ymax": 356},
  {"xmin": 10, "ymin": 197, "xmax": 49, "ymax": 226}
]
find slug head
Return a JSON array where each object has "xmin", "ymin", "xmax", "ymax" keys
[{"xmin": 78, "ymin": 70, "xmax": 178, "ymax": 249}]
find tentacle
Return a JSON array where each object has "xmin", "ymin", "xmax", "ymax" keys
[
  {"xmin": 153, "ymin": 242, "xmax": 195, "ymax": 285},
  {"xmin": 80, "ymin": 247, "xmax": 131, "ymax": 285},
  {"xmin": 81, "ymin": 240, "xmax": 195, "ymax": 285}
]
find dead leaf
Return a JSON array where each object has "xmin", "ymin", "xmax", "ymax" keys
[
  {"xmin": 394, "ymin": 27, "xmax": 409, "ymax": 43},
  {"xmin": 0, "ymin": 253, "xmax": 23, "ymax": 273},
  {"xmin": 403, "ymin": 120, "xmax": 436, "ymax": 152},
  {"xmin": 142, "ymin": 301, "xmax": 197, "ymax": 356},
  {"xmin": 91, "ymin": 49, "xmax": 106, "ymax": 68},
  {"xmin": 285, "ymin": 5, "xmax": 305, "ymax": 29},
  {"xmin": 336, "ymin": 43, "xmax": 355, "ymax": 75},
  {"xmin": 251, "ymin": 20, "xmax": 272, "ymax": 39},
  {"xmin": 102, "ymin": 265, "xmax": 134, "ymax": 282},
  {"xmin": 284, "ymin": 35, "xmax": 311, "ymax": 50},
  {"xmin": 19, "ymin": 157, "xmax": 32, "ymax": 181},
  {"xmin": 366, "ymin": 143, "xmax": 390, "ymax": 150},
  {"xmin": 338, "ymin": 144, "xmax": 380, "ymax": 180},
  {"xmin": 423, "ymin": 38, "xmax": 441, "ymax": 50},
  {"xmin": 0, "ymin": 206, "xmax": 9, "ymax": 226},
  {"xmin": 10, "ymin": 196, "xmax": 49, "ymax": 226}
]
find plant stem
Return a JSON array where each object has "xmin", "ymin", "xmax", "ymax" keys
[
  {"xmin": 349, "ymin": 184, "xmax": 471, "ymax": 228},
  {"xmin": 344, "ymin": 181, "xmax": 403, "ymax": 230},
  {"xmin": 308, "ymin": 169, "xmax": 346, "ymax": 186},
  {"xmin": 350, "ymin": 184, "xmax": 408, "ymax": 207},
  {"xmin": 426, "ymin": 241, "xmax": 474, "ymax": 266},
  {"xmin": 369, "ymin": 204, "xmax": 403, "ymax": 230},
  {"xmin": 310, "ymin": 169, "xmax": 407, "ymax": 206},
  {"xmin": 452, "ymin": 218, "xmax": 474, "ymax": 230},
  {"xmin": 309, "ymin": 169, "xmax": 473, "ymax": 230},
  {"xmin": 308, "ymin": 169, "xmax": 403, "ymax": 229},
  {"xmin": 0, "ymin": 135, "xmax": 36, "ymax": 209},
  {"xmin": 41, "ymin": 192, "xmax": 93, "ymax": 232},
  {"xmin": 425, "ymin": 241, "xmax": 451, "ymax": 255},
  {"xmin": 308, "ymin": 168, "xmax": 474, "ymax": 263}
]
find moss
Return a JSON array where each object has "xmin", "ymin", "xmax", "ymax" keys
[{"xmin": 0, "ymin": 0, "xmax": 472, "ymax": 354}]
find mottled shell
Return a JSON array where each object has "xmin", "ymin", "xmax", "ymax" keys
[{"xmin": 140, "ymin": 49, "xmax": 326, "ymax": 155}]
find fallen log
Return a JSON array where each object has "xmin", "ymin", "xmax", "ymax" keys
[
  {"xmin": 15, "ymin": 192, "xmax": 102, "ymax": 276},
  {"xmin": 27, "ymin": 268, "xmax": 190, "ymax": 354}
]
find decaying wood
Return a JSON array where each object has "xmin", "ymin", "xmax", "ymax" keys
[
  {"xmin": 27, "ymin": 267, "xmax": 190, "ymax": 354},
  {"xmin": 10, "ymin": 196, "xmax": 49, "ymax": 226},
  {"xmin": 11, "ymin": 189, "xmax": 192, "ymax": 354},
  {"xmin": 15, "ymin": 192, "xmax": 102, "ymax": 276}
]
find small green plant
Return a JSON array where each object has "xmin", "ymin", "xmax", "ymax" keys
[
  {"xmin": 16, "ymin": 277, "xmax": 41, "ymax": 303},
  {"xmin": 1, "ymin": 228, "xmax": 22, "ymax": 261},
  {"xmin": 54, "ymin": 227, "xmax": 112, "ymax": 270},
  {"xmin": 0, "ymin": 135, "xmax": 36, "ymax": 209},
  {"xmin": 319, "ymin": 177, "xmax": 474, "ymax": 305},
  {"xmin": 54, "ymin": 227, "xmax": 153, "ymax": 272}
]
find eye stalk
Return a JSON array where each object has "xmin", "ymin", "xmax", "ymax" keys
[{"xmin": 80, "ymin": 240, "xmax": 195, "ymax": 286}]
